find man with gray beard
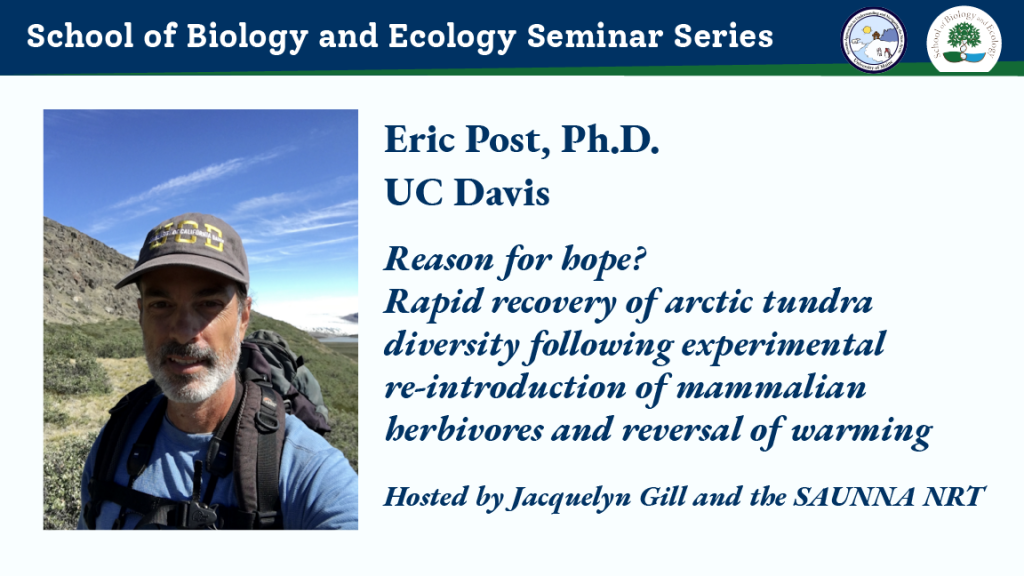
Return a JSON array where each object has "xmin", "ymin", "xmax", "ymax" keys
[{"xmin": 78, "ymin": 213, "xmax": 358, "ymax": 530}]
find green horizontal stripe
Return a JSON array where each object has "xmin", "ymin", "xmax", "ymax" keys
[{"xmin": 93, "ymin": 61, "xmax": 1024, "ymax": 76}]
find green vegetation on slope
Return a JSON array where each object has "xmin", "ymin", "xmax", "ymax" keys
[
  {"xmin": 43, "ymin": 433, "xmax": 97, "ymax": 530},
  {"xmin": 44, "ymin": 326, "xmax": 110, "ymax": 396},
  {"xmin": 44, "ymin": 318, "xmax": 144, "ymax": 359},
  {"xmin": 323, "ymin": 341, "xmax": 359, "ymax": 363}
]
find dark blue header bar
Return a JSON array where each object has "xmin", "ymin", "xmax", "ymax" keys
[{"xmin": 3, "ymin": 1, "xmax": 1019, "ymax": 74}]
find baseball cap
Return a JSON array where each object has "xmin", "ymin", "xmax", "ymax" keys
[{"xmin": 115, "ymin": 212, "xmax": 249, "ymax": 290}]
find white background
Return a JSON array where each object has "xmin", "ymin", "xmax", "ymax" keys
[{"xmin": 4, "ymin": 76, "xmax": 1022, "ymax": 574}]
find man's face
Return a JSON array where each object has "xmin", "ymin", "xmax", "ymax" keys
[{"xmin": 137, "ymin": 266, "xmax": 250, "ymax": 404}]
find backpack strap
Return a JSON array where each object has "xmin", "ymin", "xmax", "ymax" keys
[
  {"xmin": 84, "ymin": 380, "xmax": 161, "ymax": 530},
  {"xmin": 200, "ymin": 381, "xmax": 244, "ymax": 499},
  {"xmin": 233, "ymin": 379, "xmax": 286, "ymax": 529},
  {"xmin": 126, "ymin": 381, "xmax": 247, "ymax": 530},
  {"xmin": 90, "ymin": 474, "xmax": 252, "ymax": 529},
  {"xmin": 111, "ymin": 396, "xmax": 168, "ymax": 529},
  {"xmin": 256, "ymin": 386, "xmax": 283, "ymax": 528}
]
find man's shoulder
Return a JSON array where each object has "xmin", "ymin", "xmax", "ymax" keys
[
  {"xmin": 279, "ymin": 416, "xmax": 356, "ymax": 484},
  {"xmin": 282, "ymin": 414, "xmax": 341, "ymax": 456},
  {"xmin": 278, "ymin": 415, "xmax": 358, "ymax": 530}
]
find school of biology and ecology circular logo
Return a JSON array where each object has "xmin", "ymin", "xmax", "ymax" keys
[
  {"xmin": 841, "ymin": 7, "xmax": 906, "ymax": 73},
  {"xmin": 927, "ymin": 6, "xmax": 1001, "ymax": 72}
]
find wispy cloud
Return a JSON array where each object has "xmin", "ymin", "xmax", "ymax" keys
[
  {"xmin": 298, "ymin": 235, "xmax": 358, "ymax": 248},
  {"xmin": 89, "ymin": 146, "xmax": 295, "ymax": 237},
  {"xmin": 89, "ymin": 205, "xmax": 160, "ymax": 234},
  {"xmin": 111, "ymin": 242, "xmax": 143, "ymax": 259},
  {"xmin": 247, "ymin": 235, "xmax": 357, "ymax": 264},
  {"xmin": 270, "ymin": 200, "xmax": 358, "ymax": 232},
  {"xmin": 239, "ymin": 222, "xmax": 351, "ymax": 246},
  {"xmin": 237, "ymin": 199, "xmax": 358, "ymax": 240},
  {"xmin": 233, "ymin": 190, "xmax": 310, "ymax": 214},
  {"xmin": 247, "ymin": 254, "xmax": 286, "ymax": 264},
  {"xmin": 281, "ymin": 220, "xmax": 356, "ymax": 235},
  {"xmin": 229, "ymin": 175, "xmax": 356, "ymax": 220},
  {"xmin": 111, "ymin": 148, "xmax": 289, "ymax": 209}
]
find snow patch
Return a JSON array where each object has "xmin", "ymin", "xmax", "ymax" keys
[{"xmin": 254, "ymin": 296, "xmax": 358, "ymax": 336}]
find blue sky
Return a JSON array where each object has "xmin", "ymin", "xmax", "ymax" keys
[{"xmin": 44, "ymin": 110, "xmax": 358, "ymax": 326}]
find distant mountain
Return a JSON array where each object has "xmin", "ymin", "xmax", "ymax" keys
[
  {"xmin": 880, "ymin": 28, "xmax": 898, "ymax": 42},
  {"xmin": 304, "ymin": 313, "xmax": 358, "ymax": 338},
  {"xmin": 305, "ymin": 327, "xmax": 357, "ymax": 339},
  {"xmin": 44, "ymin": 217, "xmax": 140, "ymax": 324}
]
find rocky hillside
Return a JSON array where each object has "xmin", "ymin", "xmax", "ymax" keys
[{"xmin": 44, "ymin": 217, "xmax": 140, "ymax": 324}]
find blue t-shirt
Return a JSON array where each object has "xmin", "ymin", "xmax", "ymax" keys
[{"xmin": 77, "ymin": 396, "xmax": 358, "ymax": 530}]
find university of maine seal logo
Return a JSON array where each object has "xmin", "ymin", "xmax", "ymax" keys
[{"xmin": 841, "ymin": 7, "xmax": 906, "ymax": 73}]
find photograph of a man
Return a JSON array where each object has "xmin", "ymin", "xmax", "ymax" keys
[
  {"xmin": 78, "ymin": 213, "xmax": 358, "ymax": 529},
  {"xmin": 43, "ymin": 110, "xmax": 359, "ymax": 530}
]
